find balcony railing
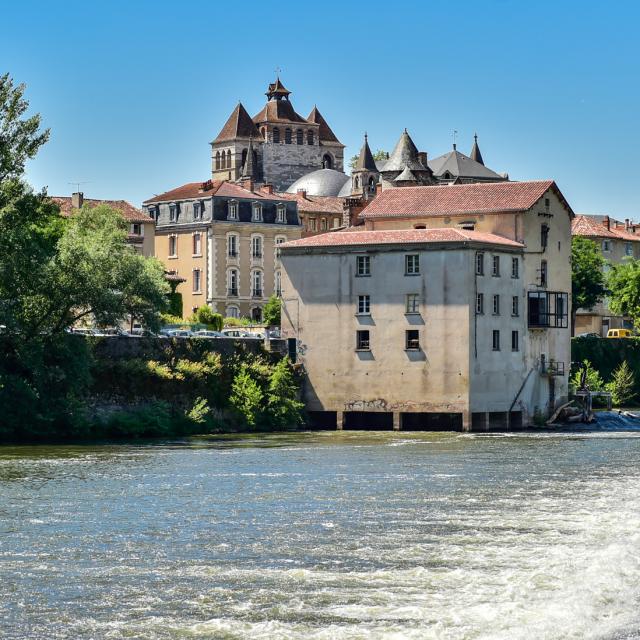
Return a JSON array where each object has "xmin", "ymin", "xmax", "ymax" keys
[
  {"xmin": 228, "ymin": 288, "xmax": 238, "ymax": 297},
  {"xmin": 252, "ymin": 289, "xmax": 263, "ymax": 298},
  {"xmin": 228, "ymin": 250, "xmax": 238, "ymax": 258},
  {"xmin": 542, "ymin": 361, "xmax": 565, "ymax": 376},
  {"xmin": 252, "ymin": 251, "xmax": 263, "ymax": 259}
]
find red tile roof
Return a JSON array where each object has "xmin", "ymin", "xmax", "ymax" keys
[
  {"xmin": 51, "ymin": 197, "xmax": 152, "ymax": 223},
  {"xmin": 276, "ymin": 191, "xmax": 344, "ymax": 214},
  {"xmin": 572, "ymin": 214, "xmax": 640, "ymax": 241},
  {"xmin": 307, "ymin": 106, "xmax": 343, "ymax": 145},
  {"xmin": 212, "ymin": 102, "xmax": 261, "ymax": 143},
  {"xmin": 360, "ymin": 180, "xmax": 571, "ymax": 218},
  {"xmin": 253, "ymin": 99, "xmax": 310, "ymax": 125},
  {"xmin": 144, "ymin": 180, "xmax": 287, "ymax": 204},
  {"xmin": 280, "ymin": 228, "xmax": 524, "ymax": 250}
]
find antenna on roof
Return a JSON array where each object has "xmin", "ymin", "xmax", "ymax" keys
[
  {"xmin": 68, "ymin": 181, "xmax": 90, "ymax": 193},
  {"xmin": 452, "ymin": 130, "xmax": 458, "ymax": 151}
]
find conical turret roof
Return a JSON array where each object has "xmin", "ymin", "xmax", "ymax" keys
[
  {"xmin": 394, "ymin": 166, "xmax": 417, "ymax": 182},
  {"xmin": 213, "ymin": 102, "xmax": 261, "ymax": 143},
  {"xmin": 241, "ymin": 137, "xmax": 257, "ymax": 180},
  {"xmin": 383, "ymin": 129, "xmax": 427, "ymax": 173},
  {"xmin": 470, "ymin": 134, "xmax": 484, "ymax": 166},
  {"xmin": 354, "ymin": 133, "xmax": 377, "ymax": 172}
]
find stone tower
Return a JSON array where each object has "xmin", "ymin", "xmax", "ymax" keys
[
  {"xmin": 380, "ymin": 129, "xmax": 436, "ymax": 189},
  {"xmin": 351, "ymin": 133, "xmax": 379, "ymax": 196}
]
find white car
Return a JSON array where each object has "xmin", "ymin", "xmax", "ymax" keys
[
  {"xmin": 194, "ymin": 330, "xmax": 225, "ymax": 339},
  {"xmin": 221, "ymin": 329, "xmax": 255, "ymax": 338}
]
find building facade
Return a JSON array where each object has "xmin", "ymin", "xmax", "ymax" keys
[
  {"xmin": 52, "ymin": 192, "xmax": 155, "ymax": 256},
  {"xmin": 211, "ymin": 78, "xmax": 345, "ymax": 191},
  {"xmin": 144, "ymin": 180, "xmax": 301, "ymax": 320},
  {"xmin": 572, "ymin": 214, "xmax": 640, "ymax": 335},
  {"xmin": 279, "ymin": 180, "xmax": 573, "ymax": 430}
]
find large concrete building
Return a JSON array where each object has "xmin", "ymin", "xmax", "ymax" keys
[
  {"xmin": 144, "ymin": 180, "xmax": 300, "ymax": 320},
  {"xmin": 279, "ymin": 180, "xmax": 573, "ymax": 430},
  {"xmin": 572, "ymin": 214, "xmax": 640, "ymax": 335}
]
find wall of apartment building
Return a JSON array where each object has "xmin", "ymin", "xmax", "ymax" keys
[
  {"xmin": 140, "ymin": 221, "xmax": 155, "ymax": 256},
  {"xmin": 209, "ymin": 222, "xmax": 300, "ymax": 318},
  {"xmin": 154, "ymin": 225, "xmax": 208, "ymax": 317}
]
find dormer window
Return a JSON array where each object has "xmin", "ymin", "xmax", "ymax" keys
[
  {"xmin": 193, "ymin": 202, "xmax": 201, "ymax": 220},
  {"xmin": 169, "ymin": 203, "xmax": 178, "ymax": 223},
  {"xmin": 252, "ymin": 202, "xmax": 263, "ymax": 222},
  {"xmin": 459, "ymin": 221, "xmax": 475, "ymax": 231},
  {"xmin": 276, "ymin": 204, "xmax": 286, "ymax": 224},
  {"xmin": 228, "ymin": 200, "xmax": 238, "ymax": 221}
]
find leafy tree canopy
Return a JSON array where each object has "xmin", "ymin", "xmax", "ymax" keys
[
  {"xmin": 263, "ymin": 294, "xmax": 281, "ymax": 326},
  {"xmin": 571, "ymin": 236, "xmax": 607, "ymax": 312},
  {"xmin": 607, "ymin": 258, "xmax": 640, "ymax": 327}
]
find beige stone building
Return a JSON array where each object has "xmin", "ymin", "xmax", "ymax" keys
[
  {"xmin": 279, "ymin": 180, "xmax": 573, "ymax": 430},
  {"xmin": 572, "ymin": 214, "xmax": 640, "ymax": 336},
  {"xmin": 144, "ymin": 180, "xmax": 301, "ymax": 320},
  {"xmin": 52, "ymin": 192, "xmax": 155, "ymax": 256}
]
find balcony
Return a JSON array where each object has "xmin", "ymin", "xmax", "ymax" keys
[
  {"xmin": 228, "ymin": 250, "xmax": 238, "ymax": 258},
  {"xmin": 528, "ymin": 291, "xmax": 569, "ymax": 329},
  {"xmin": 252, "ymin": 251, "xmax": 263, "ymax": 259},
  {"xmin": 541, "ymin": 361, "xmax": 565, "ymax": 377},
  {"xmin": 228, "ymin": 288, "xmax": 238, "ymax": 297}
]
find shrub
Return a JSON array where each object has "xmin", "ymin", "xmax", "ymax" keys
[
  {"xmin": 167, "ymin": 292, "xmax": 183, "ymax": 318},
  {"xmin": 190, "ymin": 305, "xmax": 223, "ymax": 331},
  {"xmin": 570, "ymin": 359, "xmax": 605, "ymax": 391},
  {"xmin": 265, "ymin": 358, "xmax": 304, "ymax": 428},
  {"xmin": 263, "ymin": 294, "xmax": 281, "ymax": 326},
  {"xmin": 606, "ymin": 360, "xmax": 636, "ymax": 406},
  {"xmin": 230, "ymin": 364, "xmax": 264, "ymax": 428}
]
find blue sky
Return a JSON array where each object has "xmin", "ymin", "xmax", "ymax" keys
[{"xmin": 2, "ymin": 0, "xmax": 639, "ymax": 216}]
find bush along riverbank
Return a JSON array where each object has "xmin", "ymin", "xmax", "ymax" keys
[{"xmin": 0, "ymin": 336, "xmax": 304, "ymax": 442}]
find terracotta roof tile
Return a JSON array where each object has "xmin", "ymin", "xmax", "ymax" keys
[
  {"xmin": 306, "ymin": 106, "xmax": 342, "ymax": 145},
  {"xmin": 280, "ymin": 228, "xmax": 524, "ymax": 250},
  {"xmin": 212, "ymin": 102, "xmax": 261, "ymax": 143},
  {"xmin": 572, "ymin": 214, "xmax": 640, "ymax": 241},
  {"xmin": 276, "ymin": 191, "xmax": 344, "ymax": 214},
  {"xmin": 361, "ymin": 180, "xmax": 568, "ymax": 218},
  {"xmin": 51, "ymin": 197, "xmax": 152, "ymax": 223},
  {"xmin": 253, "ymin": 99, "xmax": 309, "ymax": 125}
]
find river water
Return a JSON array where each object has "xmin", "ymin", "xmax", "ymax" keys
[{"xmin": 1, "ymin": 425, "xmax": 640, "ymax": 640}]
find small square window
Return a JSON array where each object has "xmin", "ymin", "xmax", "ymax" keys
[
  {"xmin": 131, "ymin": 223, "xmax": 142, "ymax": 235},
  {"xmin": 492, "ymin": 294, "xmax": 500, "ymax": 315},
  {"xmin": 492, "ymin": 255, "xmax": 500, "ymax": 277},
  {"xmin": 511, "ymin": 330, "xmax": 519, "ymax": 352},
  {"xmin": 511, "ymin": 257, "xmax": 519, "ymax": 279},
  {"xmin": 356, "ymin": 255, "xmax": 371, "ymax": 277},
  {"xmin": 356, "ymin": 330, "xmax": 370, "ymax": 351},
  {"xmin": 406, "ymin": 294, "xmax": 419, "ymax": 314},
  {"xmin": 406, "ymin": 329, "xmax": 420, "ymax": 350},
  {"xmin": 602, "ymin": 240, "xmax": 610, "ymax": 252},
  {"xmin": 309, "ymin": 218, "xmax": 317, "ymax": 231},
  {"xmin": 357, "ymin": 295, "xmax": 370, "ymax": 315},
  {"xmin": 512, "ymin": 296, "xmax": 519, "ymax": 317},
  {"xmin": 476, "ymin": 293, "xmax": 484, "ymax": 315},
  {"xmin": 476, "ymin": 253, "xmax": 484, "ymax": 275},
  {"xmin": 492, "ymin": 330, "xmax": 500, "ymax": 351},
  {"xmin": 405, "ymin": 254, "xmax": 420, "ymax": 275},
  {"xmin": 626, "ymin": 243, "xmax": 633, "ymax": 256}
]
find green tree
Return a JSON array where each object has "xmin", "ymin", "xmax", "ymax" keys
[
  {"xmin": 606, "ymin": 360, "xmax": 635, "ymax": 406},
  {"xmin": 606, "ymin": 258, "xmax": 640, "ymax": 328},
  {"xmin": 348, "ymin": 149, "xmax": 388, "ymax": 171},
  {"xmin": 266, "ymin": 358, "xmax": 304, "ymax": 428},
  {"xmin": 230, "ymin": 365, "xmax": 264, "ymax": 428},
  {"xmin": 570, "ymin": 359, "xmax": 605, "ymax": 392},
  {"xmin": 571, "ymin": 236, "xmax": 607, "ymax": 335},
  {"xmin": 191, "ymin": 305, "xmax": 223, "ymax": 330},
  {"xmin": 263, "ymin": 294, "xmax": 281, "ymax": 326},
  {"xmin": 0, "ymin": 74, "xmax": 50, "ymax": 181}
]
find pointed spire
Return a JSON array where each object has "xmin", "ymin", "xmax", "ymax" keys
[
  {"xmin": 470, "ymin": 133, "xmax": 484, "ymax": 165},
  {"xmin": 266, "ymin": 76, "xmax": 291, "ymax": 101},
  {"xmin": 241, "ymin": 136, "xmax": 257, "ymax": 180},
  {"xmin": 212, "ymin": 102, "xmax": 261, "ymax": 143},
  {"xmin": 355, "ymin": 132, "xmax": 377, "ymax": 172},
  {"xmin": 306, "ymin": 106, "xmax": 341, "ymax": 144},
  {"xmin": 384, "ymin": 129, "xmax": 424, "ymax": 172}
]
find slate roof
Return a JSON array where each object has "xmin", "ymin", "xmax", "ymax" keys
[
  {"xmin": 307, "ymin": 106, "xmax": 343, "ymax": 145},
  {"xmin": 52, "ymin": 197, "xmax": 152, "ymax": 223},
  {"xmin": 354, "ymin": 134, "xmax": 377, "ymax": 171},
  {"xmin": 360, "ymin": 180, "xmax": 572, "ymax": 218},
  {"xmin": 428, "ymin": 149, "xmax": 505, "ymax": 181},
  {"xmin": 280, "ymin": 228, "xmax": 524, "ymax": 250},
  {"xmin": 144, "ymin": 180, "xmax": 286, "ymax": 204},
  {"xmin": 572, "ymin": 214, "xmax": 640, "ymax": 241},
  {"xmin": 212, "ymin": 102, "xmax": 261, "ymax": 144},
  {"xmin": 470, "ymin": 134, "xmax": 484, "ymax": 165},
  {"xmin": 383, "ymin": 129, "xmax": 427, "ymax": 173}
]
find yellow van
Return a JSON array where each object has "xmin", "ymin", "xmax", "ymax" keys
[{"xmin": 607, "ymin": 328, "xmax": 633, "ymax": 338}]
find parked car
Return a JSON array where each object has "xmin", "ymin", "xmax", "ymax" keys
[
  {"xmin": 93, "ymin": 328, "xmax": 126, "ymax": 337},
  {"xmin": 194, "ymin": 330, "xmax": 225, "ymax": 339},
  {"xmin": 70, "ymin": 328, "xmax": 97, "ymax": 336},
  {"xmin": 267, "ymin": 329, "xmax": 281, "ymax": 339},
  {"xmin": 607, "ymin": 328, "xmax": 633, "ymax": 338},
  {"xmin": 164, "ymin": 329, "xmax": 195, "ymax": 338},
  {"xmin": 221, "ymin": 329, "xmax": 258, "ymax": 338},
  {"xmin": 125, "ymin": 329, "xmax": 157, "ymax": 338},
  {"xmin": 576, "ymin": 332, "xmax": 600, "ymax": 338}
]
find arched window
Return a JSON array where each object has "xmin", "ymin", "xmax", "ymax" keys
[
  {"xmin": 251, "ymin": 307, "xmax": 263, "ymax": 322},
  {"xmin": 275, "ymin": 235, "xmax": 287, "ymax": 259},
  {"xmin": 296, "ymin": 129, "xmax": 303, "ymax": 145},
  {"xmin": 227, "ymin": 233, "xmax": 239, "ymax": 258},
  {"xmin": 260, "ymin": 127, "xmax": 266, "ymax": 139},
  {"xmin": 226, "ymin": 305, "xmax": 240, "ymax": 319},
  {"xmin": 215, "ymin": 151, "xmax": 220, "ymax": 170},
  {"xmin": 354, "ymin": 176, "xmax": 360, "ymax": 189},
  {"xmin": 226, "ymin": 150, "xmax": 231, "ymax": 168},
  {"xmin": 322, "ymin": 154, "xmax": 332, "ymax": 169},
  {"xmin": 252, "ymin": 235, "xmax": 263, "ymax": 258},
  {"xmin": 307, "ymin": 130, "xmax": 314, "ymax": 145},
  {"xmin": 241, "ymin": 148, "xmax": 248, "ymax": 168},
  {"xmin": 273, "ymin": 127, "xmax": 280, "ymax": 143},
  {"xmin": 368, "ymin": 176, "xmax": 376, "ymax": 193},
  {"xmin": 285, "ymin": 128, "xmax": 292, "ymax": 144}
]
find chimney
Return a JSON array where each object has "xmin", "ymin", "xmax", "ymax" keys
[
  {"xmin": 375, "ymin": 182, "xmax": 383, "ymax": 195},
  {"xmin": 417, "ymin": 151, "xmax": 428, "ymax": 167},
  {"xmin": 72, "ymin": 192, "xmax": 83, "ymax": 209},
  {"xmin": 241, "ymin": 178, "xmax": 254, "ymax": 192},
  {"xmin": 625, "ymin": 218, "xmax": 630, "ymax": 230},
  {"xmin": 261, "ymin": 183, "xmax": 274, "ymax": 195},
  {"xmin": 297, "ymin": 189, "xmax": 307, "ymax": 199},
  {"xmin": 603, "ymin": 215, "xmax": 610, "ymax": 231}
]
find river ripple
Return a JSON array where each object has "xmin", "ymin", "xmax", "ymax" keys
[{"xmin": 1, "ymin": 429, "xmax": 640, "ymax": 639}]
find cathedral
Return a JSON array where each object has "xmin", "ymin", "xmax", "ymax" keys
[{"xmin": 211, "ymin": 78, "xmax": 345, "ymax": 191}]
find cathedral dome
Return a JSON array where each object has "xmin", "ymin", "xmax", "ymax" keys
[{"xmin": 286, "ymin": 169, "xmax": 350, "ymax": 197}]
